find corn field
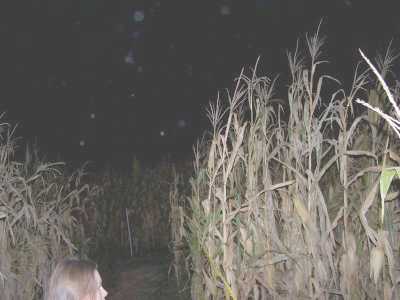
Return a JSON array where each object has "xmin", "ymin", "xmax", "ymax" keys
[
  {"xmin": 0, "ymin": 122, "xmax": 101, "ymax": 300},
  {"xmin": 0, "ymin": 123, "xmax": 182, "ymax": 299},
  {"xmin": 171, "ymin": 29, "xmax": 400, "ymax": 299},
  {"xmin": 88, "ymin": 158, "xmax": 182, "ymax": 266},
  {"xmin": 2, "ymin": 26, "xmax": 400, "ymax": 300}
]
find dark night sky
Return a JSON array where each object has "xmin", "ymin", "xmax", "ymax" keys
[{"xmin": 0, "ymin": 0, "xmax": 399, "ymax": 166}]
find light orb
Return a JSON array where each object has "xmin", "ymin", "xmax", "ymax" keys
[
  {"xmin": 219, "ymin": 4, "xmax": 231, "ymax": 16},
  {"xmin": 133, "ymin": 10, "xmax": 145, "ymax": 23}
]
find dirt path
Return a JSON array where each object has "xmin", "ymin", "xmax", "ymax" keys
[{"xmin": 107, "ymin": 251, "xmax": 189, "ymax": 300}]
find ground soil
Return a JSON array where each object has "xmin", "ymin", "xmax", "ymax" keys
[{"xmin": 106, "ymin": 251, "xmax": 190, "ymax": 300}]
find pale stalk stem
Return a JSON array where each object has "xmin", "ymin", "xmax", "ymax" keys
[{"xmin": 343, "ymin": 153, "xmax": 348, "ymax": 243}]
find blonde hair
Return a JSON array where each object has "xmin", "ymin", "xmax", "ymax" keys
[{"xmin": 45, "ymin": 258, "xmax": 99, "ymax": 300}]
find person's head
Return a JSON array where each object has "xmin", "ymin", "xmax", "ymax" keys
[{"xmin": 46, "ymin": 258, "xmax": 108, "ymax": 300}]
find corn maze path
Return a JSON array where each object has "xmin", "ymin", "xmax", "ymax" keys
[{"xmin": 107, "ymin": 251, "xmax": 189, "ymax": 300}]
